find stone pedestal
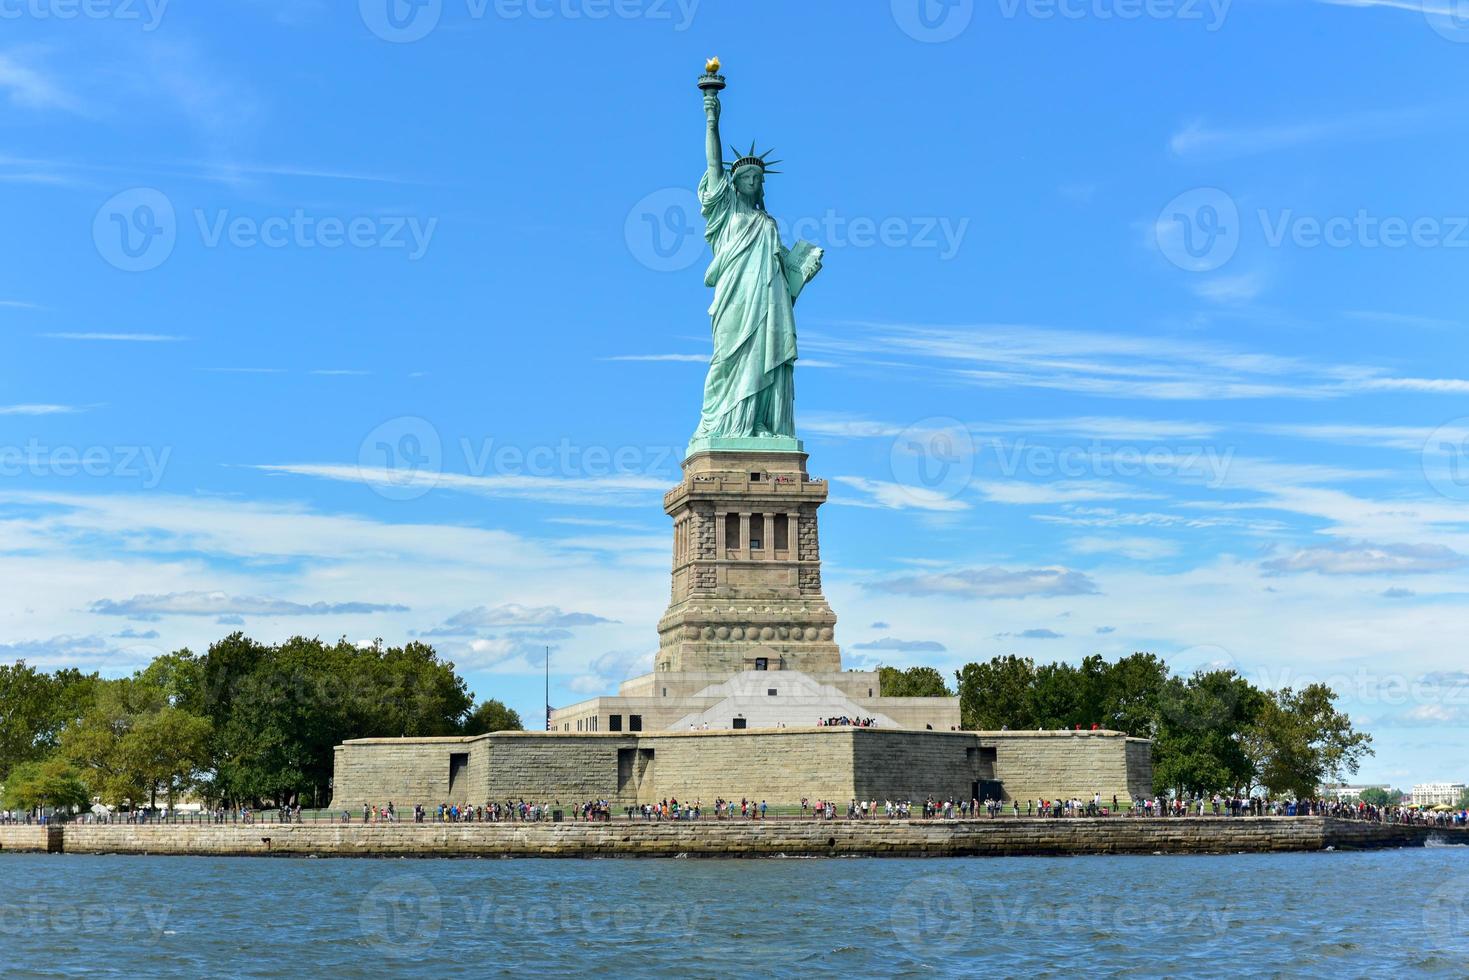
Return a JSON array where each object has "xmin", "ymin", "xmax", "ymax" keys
[{"xmin": 655, "ymin": 450, "xmax": 839, "ymax": 673}]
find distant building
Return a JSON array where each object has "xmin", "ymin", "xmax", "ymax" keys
[
  {"xmin": 1321, "ymin": 783, "xmax": 1391, "ymax": 801},
  {"xmin": 1411, "ymin": 782, "xmax": 1466, "ymax": 806}
]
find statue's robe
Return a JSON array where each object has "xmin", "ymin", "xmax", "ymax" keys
[{"xmin": 692, "ymin": 170, "xmax": 798, "ymax": 441}]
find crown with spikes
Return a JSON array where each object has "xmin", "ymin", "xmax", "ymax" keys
[{"xmin": 725, "ymin": 141, "xmax": 782, "ymax": 176}]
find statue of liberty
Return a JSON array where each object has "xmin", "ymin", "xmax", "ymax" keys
[{"xmin": 689, "ymin": 60, "xmax": 824, "ymax": 455}]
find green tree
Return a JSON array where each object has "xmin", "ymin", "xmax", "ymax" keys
[
  {"xmin": 61, "ymin": 675, "xmax": 211, "ymax": 809},
  {"xmin": 955, "ymin": 655, "xmax": 1037, "ymax": 730},
  {"xmin": 1028, "ymin": 662, "xmax": 1088, "ymax": 729},
  {"xmin": 198, "ymin": 635, "xmax": 473, "ymax": 808},
  {"xmin": 1095, "ymin": 652, "xmax": 1168, "ymax": 737},
  {"xmin": 1151, "ymin": 669, "xmax": 1265, "ymax": 796},
  {"xmin": 878, "ymin": 666, "xmax": 952, "ymax": 698},
  {"xmin": 0, "ymin": 663, "xmax": 99, "ymax": 779},
  {"xmin": 2, "ymin": 757, "xmax": 92, "ymax": 813},
  {"xmin": 463, "ymin": 699, "xmax": 524, "ymax": 735},
  {"xmin": 1457, "ymin": 787, "xmax": 1469, "ymax": 810},
  {"xmin": 1359, "ymin": 787, "xmax": 1399, "ymax": 807},
  {"xmin": 1247, "ymin": 684, "xmax": 1373, "ymax": 799}
]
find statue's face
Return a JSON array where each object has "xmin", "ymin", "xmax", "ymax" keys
[{"xmin": 734, "ymin": 167, "xmax": 764, "ymax": 198}]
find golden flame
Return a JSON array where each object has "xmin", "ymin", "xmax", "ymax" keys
[{"xmin": 705, "ymin": 56, "xmax": 721, "ymax": 74}]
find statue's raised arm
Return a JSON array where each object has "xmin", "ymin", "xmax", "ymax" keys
[{"xmin": 704, "ymin": 89, "xmax": 723, "ymax": 187}]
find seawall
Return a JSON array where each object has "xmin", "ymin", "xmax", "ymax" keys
[{"xmin": 2, "ymin": 818, "xmax": 1460, "ymax": 858}]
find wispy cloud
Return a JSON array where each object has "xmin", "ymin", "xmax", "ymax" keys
[
  {"xmin": 0, "ymin": 52, "xmax": 79, "ymax": 113},
  {"xmin": 255, "ymin": 463, "xmax": 668, "ymax": 507},
  {"xmin": 1262, "ymin": 541, "xmax": 1466, "ymax": 577},
  {"xmin": 424, "ymin": 603, "xmax": 615, "ymax": 636},
  {"xmin": 831, "ymin": 476, "xmax": 970, "ymax": 512},
  {"xmin": 807, "ymin": 321, "xmax": 1467, "ymax": 402},
  {"xmin": 89, "ymin": 591, "xmax": 410, "ymax": 619},
  {"xmin": 0, "ymin": 404, "xmax": 84, "ymax": 416},
  {"xmin": 869, "ymin": 566, "xmax": 1101, "ymax": 600},
  {"xmin": 1169, "ymin": 105, "xmax": 1436, "ymax": 159},
  {"xmin": 44, "ymin": 333, "xmax": 186, "ymax": 343},
  {"xmin": 605, "ymin": 354, "xmax": 708, "ymax": 363},
  {"xmin": 850, "ymin": 636, "xmax": 948, "ymax": 652}
]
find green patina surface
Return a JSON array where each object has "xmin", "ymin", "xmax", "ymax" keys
[{"xmin": 689, "ymin": 68, "xmax": 823, "ymax": 461}]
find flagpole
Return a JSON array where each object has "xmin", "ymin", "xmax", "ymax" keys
[{"xmin": 545, "ymin": 645, "xmax": 551, "ymax": 732}]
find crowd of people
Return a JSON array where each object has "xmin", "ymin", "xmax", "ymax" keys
[{"xmin": 815, "ymin": 717, "xmax": 879, "ymax": 727}]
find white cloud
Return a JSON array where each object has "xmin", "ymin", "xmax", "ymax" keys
[
  {"xmin": 0, "ymin": 404, "xmax": 84, "ymax": 416},
  {"xmin": 0, "ymin": 53, "xmax": 78, "ymax": 112},
  {"xmin": 1262, "ymin": 541, "xmax": 1466, "ymax": 577},
  {"xmin": 1069, "ymin": 536, "xmax": 1181, "ymax": 561},
  {"xmin": 44, "ymin": 333, "xmax": 186, "ymax": 343},
  {"xmin": 1168, "ymin": 106, "xmax": 1434, "ymax": 159},
  {"xmin": 89, "ymin": 591, "xmax": 409, "ymax": 619},
  {"xmin": 870, "ymin": 566, "xmax": 1101, "ymax": 599},
  {"xmin": 831, "ymin": 476, "xmax": 970, "ymax": 512},
  {"xmin": 254, "ymin": 463, "xmax": 668, "ymax": 507}
]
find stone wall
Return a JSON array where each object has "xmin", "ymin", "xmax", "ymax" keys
[
  {"xmin": 31, "ymin": 818, "xmax": 1460, "ymax": 859},
  {"xmin": 331, "ymin": 728, "xmax": 1154, "ymax": 812},
  {"xmin": 0, "ymin": 825, "xmax": 56, "ymax": 853},
  {"xmin": 981, "ymin": 731, "xmax": 1154, "ymax": 803}
]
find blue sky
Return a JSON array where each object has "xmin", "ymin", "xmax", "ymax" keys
[{"xmin": 2, "ymin": 0, "xmax": 1466, "ymax": 788}]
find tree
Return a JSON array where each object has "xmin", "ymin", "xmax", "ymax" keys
[
  {"xmin": 1247, "ymin": 684, "xmax": 1374, "ymax": 799},
  {"xmin": 463, "ymin": 700, "xmax": 524, "ymax": 735},
  {"xmin": 878, "ymin": 666, "xmax": 952, "ymax": 698},
  {"xmin": 956, "ymin": 655, "xmax": 1037, "ymax": 730},
  {"xmin": 1095, "ymin": 653, "xmax": 1168, "ymax": 737},
  {"xmin": 1151, "ymin": 669, "xmax": 1265, "ymax": 797},
  {"xmin": 1028, "ymin": 662, "xmax": 1089, "ymax": 729},
  {"xmin": 1458, "ymin": 787, "xmax": 1469, "ymax": 810},
  {"xmin": 0, "ymin": 663, "xmax": 99, "ymax": 780},
  {"xmin": 60, "ymin": 675, "xmax": 211, "ymax": 809},
  {"xmin": 1359, "ymin": 787, "xmax": 1399, "ymax": 807},
  {"xmin": 2, "ymin": 757, "xmax": 91, "ymax": 813}
]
